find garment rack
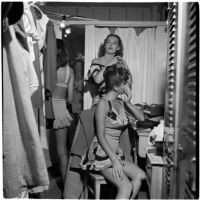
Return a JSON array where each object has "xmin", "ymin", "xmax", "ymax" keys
[{"xmin": 63, "ymin": 20, "xmax": 167, "ymax": 27}]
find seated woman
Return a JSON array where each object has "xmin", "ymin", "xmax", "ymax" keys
[{"xmin": 81, "ymin": 64, "xmax": 146, "ymax": 199}]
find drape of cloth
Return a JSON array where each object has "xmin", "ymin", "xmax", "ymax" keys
[
  {"xmin": 23, "ymin": 3, "xmax": 51, "ymax": 166},
  {"xmin": 63, "ymin": 107, "xmax": 132, "ymax": 199},
  {"xmin": 138, "ymin": 28, "xmax": 156, "ymax": 104},
  {"xmin": 32, "ymin": 43, "xmax": 51, "ymax": 166},
  {"xmin": 43, "ymin": 21, "xmax": 57, "ymax": 119},
  {"xmin": 31, "ymin": 4, "xmax": 49, "ymax": 51},
  {"xmin": 153, "ymin": 26, "xmax": 167, "ymax": 104},
  {"xmin": 31, "ymin": 42, "xmax": 43, "ymax": 108},
  {"xmin": 114, "ymin": 28, "xmax": 139, "ymax": 104},
  {"xmin": 115, "ymin": 27, "xmax": 167, "ymax": 105},
  {"xmin": 84, "ymin": 25, "xmax": 110, "ymax": 109},
  {"xmin": 13, "ymin": 21, "xmax": 39, "ymax": 100},
  {"xmin": 3, "ymin": 25, "xmax": 49, "ymax": 198}
]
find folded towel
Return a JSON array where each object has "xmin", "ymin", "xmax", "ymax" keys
[{"xmin": 148, "ymin": 120, "xmax": 164, "ymax": 146}]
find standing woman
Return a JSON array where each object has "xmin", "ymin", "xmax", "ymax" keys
[
  {"xmin": 52, "ymin": 39, "xmax": 74, "ymax": 183},
  {"xmin": 86, "ymin": 33, "xmax": 132, "ymax": 105}
]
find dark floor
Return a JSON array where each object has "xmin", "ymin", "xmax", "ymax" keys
[{"xmin": 32, "ymin": 159, "xmax": 149, "ymax": 199}]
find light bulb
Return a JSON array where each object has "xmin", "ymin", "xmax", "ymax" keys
[
  {"xmin": 65, "ymin": 27, "xmax": 71, "ymax": 34},
  {"xmin": 60, "ymin": 15, "xmax": 66, "ymax": 29},
  {"xmin": 60, "ymin": 21, "xmax": 65, "ymax": 28}
]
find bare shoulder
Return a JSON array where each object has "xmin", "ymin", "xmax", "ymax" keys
[
  {"xmin": 92, "ymin": 57, "xmax": 101, "ymax": 64},
  {"xmin": 96, "ymin": 98, "xmax": 109, "ymax": 113}
]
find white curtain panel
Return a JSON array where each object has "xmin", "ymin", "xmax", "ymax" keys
[
  {"xmin": 84, "ymin": 26, "xmax": 110, "ymax": 109},
  {"xmin": 138, "ymin": 28, "xmax": 156, "ymax": 104},
  {"xmin": 115, "ymin": 27, "xmax": 167, "ymax": 105},
  {"xmin": 95, "ymin": 27, "xmax": 110, "ymax": 57},
  {"xmin": 153, "ymin": 26, "xmax": 168, "ymax": 104},
  {"xmin": 114, "ymin": 28, "xmax": 140, "ymax": 104}
]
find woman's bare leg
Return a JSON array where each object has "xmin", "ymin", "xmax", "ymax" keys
[
  {"xmin": 123, "ymin": 160, "xmax": 146, "ymax": 199},
  {"xmin": 55, "ymin": 127, "xmax": 68, "ymax": 182},
  {"xmin": 101, "ymin": 168, "xmax": 133, "ymax": 199}
]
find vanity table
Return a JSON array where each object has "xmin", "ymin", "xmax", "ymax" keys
[
  {"xmin": 145, "ymin": 147, "xmax": 165, "ymax": 199},
  {"xmin": 133, "ymin": 129, "xmax": 151, "ymax": 164}
]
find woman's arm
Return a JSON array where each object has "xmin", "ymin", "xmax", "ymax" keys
[
  {"xmin": 67, "ymin": 68, "xmax": 74, "ymax": 104},
  {"xmin": 124, "ymin": 101, "xmax": 145, "ymax": 121},
  {"xmin": 91, "ymin": 59, "xmax": 106, "ymax": 84}
]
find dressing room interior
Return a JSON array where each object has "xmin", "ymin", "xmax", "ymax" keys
[{"xmin": 2, "ymin": 1, "xmax": 198, "ymax": 199}]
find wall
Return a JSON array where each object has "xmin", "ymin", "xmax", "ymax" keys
[{"xmin": 43, "ymin": 2, "xmax": 167, "ymax": 21}]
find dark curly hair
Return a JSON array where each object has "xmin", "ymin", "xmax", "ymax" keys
[
  {"xmin": 56, "ymin": 39, "xmax": 69, "ymax": 68},
  {"xmin": 98, "ymin": 34, "xmax": 124, "ymax": 57},
  {"xmin": 103, "ymin": 63, "xmax": 129, "ymax": 92}
]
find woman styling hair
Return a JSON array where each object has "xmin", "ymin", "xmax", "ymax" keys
[
  {"xmin": 52, "ymin": 39, "xmax": 74, "ymax": 183},
  {"xmin": 86, "ymin": 33, "xmax": 132, "ymax": 105},
  {"xmin": 81, "ymin": 64, "xmax": 145, "ymax": 199}
]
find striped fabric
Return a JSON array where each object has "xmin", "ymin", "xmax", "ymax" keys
[{"xmin": 3, "ymin": 25, "xmax": 49, "ymax": 198}]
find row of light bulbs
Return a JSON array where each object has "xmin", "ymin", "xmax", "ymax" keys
[{"xmin": 59, "ymin": 15, "xmax": 71, "ymax": 37}]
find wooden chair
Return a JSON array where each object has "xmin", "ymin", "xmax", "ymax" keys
[{"xmin": 87, "ymin": 171, "xmax": 107, "ymax": 200}]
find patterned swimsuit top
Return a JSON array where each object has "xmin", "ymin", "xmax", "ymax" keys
[{"xmin": 106, "ymin": 100, "xmax": 129, "ymax": 130}]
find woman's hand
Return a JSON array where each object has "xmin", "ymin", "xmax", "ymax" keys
[
  {"xmin": 112, "ymin": 158, "xmax": 124, "ymax": 181},
  {"xmin": 124, "ymin": 85, "xmax": 132, "ymax": 102}
]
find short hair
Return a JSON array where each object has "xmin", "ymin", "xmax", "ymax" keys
[
  {"xmin": 99, "ymin": 34, "xmax": 124, "ymax": 57},
  {"xmin": 103, "ymin": 63, "xmax": 129, "ymax": 91},
  {"xmin": 56, "ymin": 39, "xmax": 68, "ymax": 68}
]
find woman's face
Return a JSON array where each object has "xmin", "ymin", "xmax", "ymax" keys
[
  {"xmin": 105, "ymin": 36, "xmax": 120, "ymax": 55},
  {"xmin": 74, "ymin": 61, "xmax": 83, "ymax": 74},
  {"xmin": 117, "ymin": 82, "xmax": 129, "ymax": 94}
]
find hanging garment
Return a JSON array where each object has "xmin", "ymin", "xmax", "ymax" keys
[
  {"xmin": 43, "ymin": 21, "xmax": 57, "ymax": 120},
  {"xmin": 31, "ymin": 4, "xmax": 49, "ymax": 50},
  {"xmin": 3, "ymin": 24, "xmax": 49, "ymax": 198},
  {"xmin": 12, "ymin": 18, "xmax": 40, "ymax": 102}
]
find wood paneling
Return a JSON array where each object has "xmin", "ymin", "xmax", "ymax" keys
[
  {"xmin": 110, "ymin": 7, "xmax": 126, "ymax": 21},
  {"xmin": 60, "ymin": 6, "xmax": 77, "ymax": 15},
  {"xmin": 127, "ymin": 8, "xmax": 144, "ymax": 21},
  {"xmin": 93, "ymin": 7, "xmax": 109, "ymax": 20},
  {"xmin": 44, "ymin": 4, "xmax": 166, "ymax": 21},
  {"xmin": 77, "ymin": 8, "xmax": 93, "ymax": 19}
]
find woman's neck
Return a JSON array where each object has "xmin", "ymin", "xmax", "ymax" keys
[
  {"xmin": 101, "ymin": 54, "xmax": 115, "ymax": 65},
  {"xmin": 105, "ymin": 90, "xmax": 118, "ymax": 102}
]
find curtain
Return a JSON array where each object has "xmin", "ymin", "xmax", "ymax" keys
[
  {"xmin": 114, "ymin": 28, "xmax": 140, "ymax": 104},
  {"xmin": 153, "ymin": 26, "xmax": 168, "ymax": 104},
  {"xmin": 84, "ymin": 26, "xmax": 110, "ymax": 109},
  {"xmin": 115, "ymin": 27, "xmax": 167, "ymax": 105}
]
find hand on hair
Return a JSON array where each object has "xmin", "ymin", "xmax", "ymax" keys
[{"xmin": 124, "ymin": 86, "xmax": 132, "ymax": 102}]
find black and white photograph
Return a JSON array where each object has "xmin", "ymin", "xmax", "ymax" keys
[{"xmin": 2, "ymin": 1, "xmax": 198, "ymax": 199}]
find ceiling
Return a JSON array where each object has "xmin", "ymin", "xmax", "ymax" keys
[{"xmin": 46, "ymin": 2, "xmax": 167, "ymax": 8}]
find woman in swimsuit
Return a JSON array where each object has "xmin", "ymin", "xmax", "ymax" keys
[
  {"xmin": 52, "ymin": 39, "xmax": 74, "ymax": 183},
  {"xmin": 81, "ymin": 64, "xmax": 145, "ymax": 199}
]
